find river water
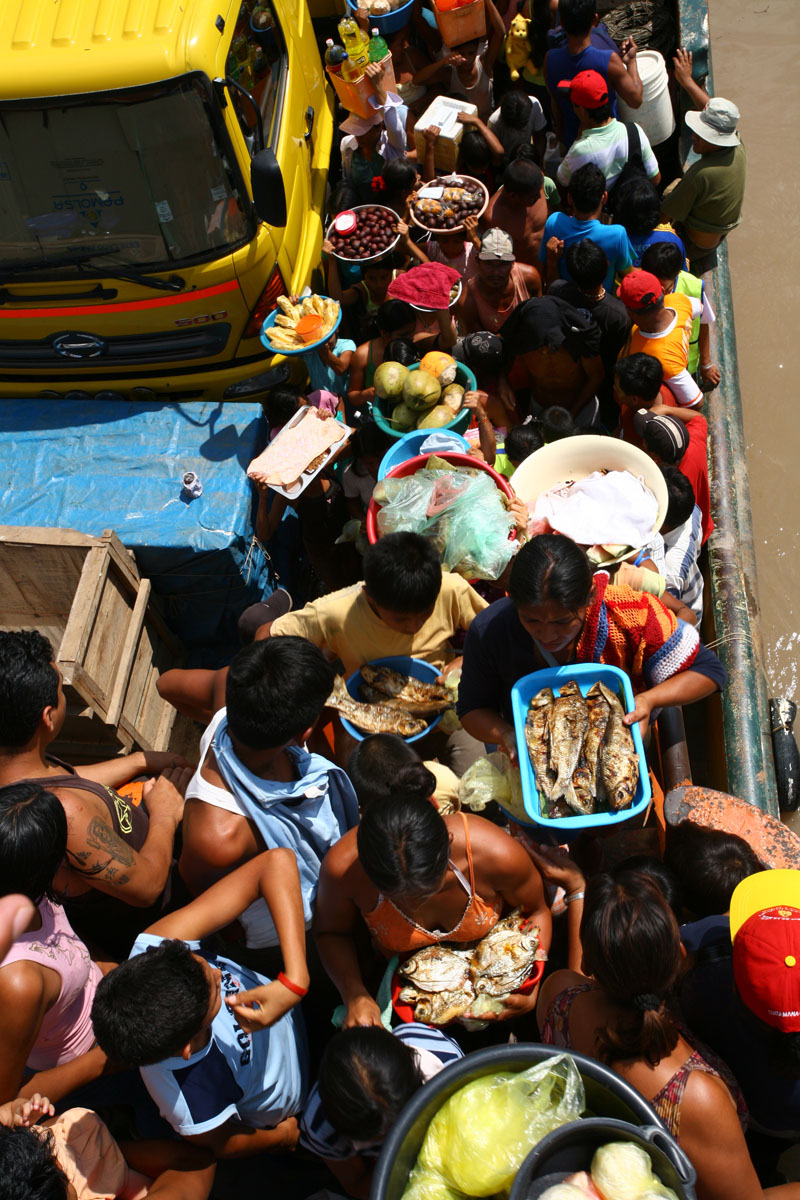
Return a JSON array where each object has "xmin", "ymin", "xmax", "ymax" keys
[{"xmin": 709, "ymin": 0, "xmax": 800, "ymax": 702}]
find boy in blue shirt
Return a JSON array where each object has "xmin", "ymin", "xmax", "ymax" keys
[
  {"xmin": 540, "ymin": 162, "xmax": 635, "ymax": 292},
  {"xmin": 92, "ymin": 849, "xmax": 311, "ymax": 1157}
]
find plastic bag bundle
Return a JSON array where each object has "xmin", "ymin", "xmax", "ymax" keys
[
  {"xmin": 402, "ymin": 1055, "xmax": 585, "ymax": 1199},
  {"xmin": 458, "ymin": 752, "xmax": 525, "ymax": 821},
  {"xmin": 376, "ymin": 469, "xmax": 515, "ymax": 581}
]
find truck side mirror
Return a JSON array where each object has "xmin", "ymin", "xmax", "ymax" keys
[{"xmin": 251, "ymin": 149, "xmax": 287, "ymax": 228}]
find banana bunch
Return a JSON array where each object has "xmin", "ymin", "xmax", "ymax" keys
[{"xmin": 264, "ymin": 294, "xmax": 340, "ymax": 351}]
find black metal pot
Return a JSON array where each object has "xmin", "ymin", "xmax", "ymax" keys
[
  {"xmin": 510, "ymin": 1116, "xmax": 697, "ymax": 1200},
  {"xmin": 370, "ymin": 1044, "xmax": 668, "ymax": 1200}
]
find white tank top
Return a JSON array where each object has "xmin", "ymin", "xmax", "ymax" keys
[{"xmin": 186, "ymin": 710, "xmax": 282, "ymax": 948}]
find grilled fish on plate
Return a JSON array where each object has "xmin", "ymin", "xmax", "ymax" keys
[
  {"xmin": 470, "ymin": 909, "xmax": 545, "ymax": 996},
  {"xmin": 326, "ymin": 676, "xmax": 427, "ymax": 738},
  {"xmin": 400, "ymin": 945, "xmax": 471, "ymax": 993}
]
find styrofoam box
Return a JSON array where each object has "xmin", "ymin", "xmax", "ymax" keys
[{"xmin": 413, "ymin": 97, "xmax": 478, "ymax": 172}]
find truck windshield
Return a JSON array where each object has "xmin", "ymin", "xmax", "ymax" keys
[{"xmin": 0, "ymin": 75, "xmax": 253, "ymax": 274}]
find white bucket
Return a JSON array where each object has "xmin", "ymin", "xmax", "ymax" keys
[{"xmin": 617, "ymin": 49, "xmax": 675, "ymax": 147}]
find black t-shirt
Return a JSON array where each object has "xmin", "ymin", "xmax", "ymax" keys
[{"xmin": 549, "ymin": 280, "xmax": 631, "ymax": 401}]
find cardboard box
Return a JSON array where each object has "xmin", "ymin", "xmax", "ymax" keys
[{"xmin": 413, "ymin": 96, "xmax": 478, "ymax": 172}]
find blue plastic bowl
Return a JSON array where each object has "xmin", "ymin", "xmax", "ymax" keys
[
  {"xmin": 342, "ymin": 655, "xmax": 445, "ymax": 743},
  {"xmin": 511, "ymin": 663, "xmax": 651, "ymax": 833},
  {"xmin": 259, "ymin": 295, "xmax": 341, "ymax": 357},
  {"xmin": 345, "ymin": 0, "xmax": 415, "ymax": 34},
  {"xmin": 378, "ymin": 428, "xmax": 471, "ymax": 480},
  {"xmin": 372, "ymin": 361, "xmax": 477, "ymax": 442}
]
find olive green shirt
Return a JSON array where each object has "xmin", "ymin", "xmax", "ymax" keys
[{"xmin": 662, "ymin": 141, "xmax": 746, "ymax": 234}]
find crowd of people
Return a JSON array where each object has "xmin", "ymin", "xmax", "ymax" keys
[{"xmin": 3, "ymin": 1, "xmax": 797, "ymax": 1199}]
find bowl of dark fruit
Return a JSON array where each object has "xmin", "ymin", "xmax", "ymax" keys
[
  {"xmin": 325, "ymin": 205, "xmax": 403, "ymax": 263},
  {"xmin": 409, "ymin": 175, "xmax": 490, "ymax": 234}
]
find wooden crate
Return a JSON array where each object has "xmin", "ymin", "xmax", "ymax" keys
[{"xmin": 0, "ymin": 526, "xmax": 184, "ymax": 758}]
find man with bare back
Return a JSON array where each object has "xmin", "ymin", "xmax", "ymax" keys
[{"xmin": 0, "ymin": 630, "xmax": 188, "ymax": 955}]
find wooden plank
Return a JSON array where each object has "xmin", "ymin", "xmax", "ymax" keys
[
  {"xmin": 57, "ymin": 546, "xmax": 110, "ymax": 677},
  {"xmin": 82, "ymin": 566, "xmax": 130, "ymax": 696},
  {"xmin": 100, "ymin": 529, "xmax": 141, "ymax": 593},
  {"xmin": 106, "ymin": 579, "xmax": 151, "ymax": 727},
  {"xmin": 0, "ymin": 526, "xmax": 99, "ymax": 549},
  {"xmin": 0, "ymin": 543, "xmax": 87, "ymax": 622}
]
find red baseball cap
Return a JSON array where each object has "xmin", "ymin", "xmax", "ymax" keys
[
  {"xmin": 730, "ymin": 869, "xmax": 800, "ymax": 1033},
  {"xmin": 617, "ymin": 270, "xmax": 665, "ymax": 311},
  {"xmin": 558, "ymin": 70, "xmax": 609, "ymax": 109}
]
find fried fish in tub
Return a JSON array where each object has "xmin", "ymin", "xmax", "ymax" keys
[
  {"xmin": 360, "ymin": 664, "xmax": 452, "ymax": 707},
  {"xmin": 326, "ymin": 676, "xmax": 427, "ymax": 738},
  {"xmin": 470, "ymin": 909, "xmax": 545, "ymax": 996},
  {"xmin": 597, "ymin": 682, "xmax": 639, "ymax": 810},
  {"xmin": 409, "ymin": 985, "xmax": 476, "ymax": 1025},
  {"xmin": 585, "ymin": 681, "xmax": 612, "ymax": 797},
  {"xmin": 525, "ymin": 687, "xmax": 555, "ymax": 803},
  {"xmin": 548, "ymin": 681, "xmax": 589, "ymax": 812}
]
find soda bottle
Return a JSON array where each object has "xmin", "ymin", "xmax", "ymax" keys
[
  {"xmin": 338, "ymin": 15, "xmax": 370, "ymax": 74},
  {"xmin": 325, "ymin": 38, "xmax": 347, "ymax": 73},
  {"xmin": 368, "ymin": 27, "xmax": 389, "ymax": 62},
  {"xmin": 340, "ymin": 52, "xmax": 362, "ymax": 82}
]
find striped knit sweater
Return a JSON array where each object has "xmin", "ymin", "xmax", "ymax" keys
[{"xmin": 577, "ymin": 572, "xmax": 699, "ymax": 693}]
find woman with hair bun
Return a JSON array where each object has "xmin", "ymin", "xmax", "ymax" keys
[{"xmin": 535, "ymin": 863, "xmax": 800, "ymax": 1200}]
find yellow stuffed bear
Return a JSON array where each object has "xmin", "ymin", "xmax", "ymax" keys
[{"xmin": 504, "ymin": 14, "xmax": 534, "ymax": 83}]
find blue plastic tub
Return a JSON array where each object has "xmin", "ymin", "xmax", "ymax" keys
[
  {"xmin": 372, "ymin": 361, "xmax": 477, "ymax": 442},
  {"xmin": 345, "ymin": 0, "xmax": 415, "ymax": 34},
  {"xmin": 510, "ymin": 663, "xmax": 651, "ymax": 833},
  {"xmin": 342, "ymin": 655, "xmax": 445, "ymax": 743},
  {"xmin": 378, "ymin": 429, "xmax": 470, "ymax": 480}
]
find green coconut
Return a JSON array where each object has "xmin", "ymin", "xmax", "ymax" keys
[
  {"xmin": 441, "ymin": 383, "xmax": 465, "ymax": 414},
  {"xmin": 417, "ymin": 404, "xmax": 455, "ymax": 430},
  {"xmin": 403, "ymin": 369, "xmax": 442, "ymax": 412},
  {"xmin": 374, "ymin": 361, "xmax": 409, "ymax": 401},
  {"xmin": 390, "ymin": 401, "xmax": 416, "ymax": 431}
]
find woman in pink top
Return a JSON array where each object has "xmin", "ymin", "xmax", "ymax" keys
[{"xmin": 0, "ymin": 783, "xmax": 109, "ymax": 1104}]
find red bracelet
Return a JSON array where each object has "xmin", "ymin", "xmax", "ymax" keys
[{"xmin": 277, "ymin": 971, "xmax": 308, "ymax": 998}]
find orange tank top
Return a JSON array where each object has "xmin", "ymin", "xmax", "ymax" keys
[{"xmin": 363, "ymin": 812, "xmax": 503, "ymax": 954}]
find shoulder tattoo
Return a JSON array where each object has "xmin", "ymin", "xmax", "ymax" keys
[{"xmin": 84, "ymin": 816, "xmax": 135, "ymax": 868}]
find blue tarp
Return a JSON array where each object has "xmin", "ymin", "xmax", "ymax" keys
[{"xmin": 0, "ymin": 400, "xmax": 293, "ymax": 661}]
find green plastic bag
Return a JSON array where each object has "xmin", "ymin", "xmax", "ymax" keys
[
  {"xmin": 458, "ymin": 752, "xmax": 525, "ymax": 820},
  {"xmin": 409, "ymin": 1055, "xmax": 585, "ymax": 1198}
]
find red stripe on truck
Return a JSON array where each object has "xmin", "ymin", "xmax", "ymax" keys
[{"xmin": 0, "ymin": 280, "xmax": 240, "ymax": 319}]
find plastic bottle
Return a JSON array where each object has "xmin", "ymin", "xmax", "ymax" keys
[
  {"xmin": 324, "ymin": 38, "xmax": 347, "ymax": 73},
  {"xmin": 368, "ymin": 27, "xmax": 389, "ymax": 61},
  {"xmin": 338, "ymin": 15, "xmax": 370, "ymax": 74},
  {"xmin": 182, "ymin": 471, "xmax": 203, "ymax": 499}
]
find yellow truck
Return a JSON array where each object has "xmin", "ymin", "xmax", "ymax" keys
[{"xmin": 0, "ymin": 0, "xmax": 334, "ymax": 401}]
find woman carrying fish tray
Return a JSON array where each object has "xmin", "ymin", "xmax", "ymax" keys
[
  {"xmin": 313, "ymin": 792, "xmax": 552, "ymax": 1030},
  {"xmin": 457, "ymin": 535, "xmax": 727, "ymax": 809}
]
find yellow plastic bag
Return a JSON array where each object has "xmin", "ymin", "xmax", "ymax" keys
[
  {"xmin": 411, "ymin": 1055, "xmax": 585, "ymax": 1198},
  {"xmin": 458, "ymin": 752, "xmax": 526, "ymax": 821}
]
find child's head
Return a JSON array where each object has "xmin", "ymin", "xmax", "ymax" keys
[
  {"xmin": 665, "ymin": 823, "xmax": 764, "ymax": 919},
  {"xmin": 0, "ymin": 1124, "xmax": 69, "ymax": 1200},
  {"xmin": 613, "ymin": 854, "xmax": 682, "ymax": 920},
  {"xmin": 0, "ymin": 782, "xmax": 67, "ymax": 905},
  {"xmin": 640, "ymin": 241, "xmax": 685, "ymax": 295},
  {"xmin": 92, "ymin": 938, "xmax": 218, "ymax": 1066},
  {"xmin": 458, "ymin": 128, "xmax": 492, "ymax": 173},
  {"xmin": 567, "ymin": 163, "xmax": 606, "ymax": 215},
  {"xmin": 614, "ymin": 177, "xmax": 661, "ymax": 238},
  {"xmin": 565, "ymin": 237, "xmax": 609, "ymax": 291},
  {"xmin": 265, "ymin": 384, "xmax": 303, "ymax": 430},
  {"xmin": 382, "ymin": 158, "xmax": 418, "ymax": 209},
  {"xmin": 435, "ymin": 229, "xmax": 468, "ymax": 260},
  {"xmin": 458, "ymin": 330, "xmax": 504, "ymax": 380},
  {"xmin": 318, "ymin": 1027, "xmax": 424, "ymax": 1143},
  {"xmin": 382, "ymin": 337, "xmax": 419, "ymax": 366},
  {"xmin": 558, "ymin": 0, "xmax": 597, "ymax": 37},
  {"xmin": 502, "ymin": 159, "xmax": 544, "ymax": 207},
  {"xmin": 362, "ymin": 261, "xmax": 395, "ymax": 295},
  {"xmin": 504, "ymin": 422, "xmax": 544, "ymax": 468},
  {"xmin": 500, "ymin": 90, "xmax": 533, "ymax": 132},
  {"xmin": 660, "ymin": 465, "xmax": 696, "ymax": 533},
  {"xmin": 453, "ymin": 37, "xmax": 481, "ymax": 65},
  {"xmin": 614, "ymin": 353, "xmax": 663, "ymax": 408},
  {"xmin": 225, "ymin": 636, "xmax": 334, "ymax": 750},
  {"xmin": 351, "ymin": 419, "xmax": 391, "ymax": 479},
  {"xmin": 377, "ymin": 299, "xmax": 416, "ymax": 341},
  {"xmin": 541, "ymin": 405, "xmax": 576, "ymax": 442},
  {"xmin": 362, "ymin": 532, "xmax": 442, "ymax": 631},
  {"xmin": 347, "ymin": 733, "xmax": 435, "ymax": 809},
  {"xmin": 357, "ymin": 792, "xmax": 449, "ymax": 899}
]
